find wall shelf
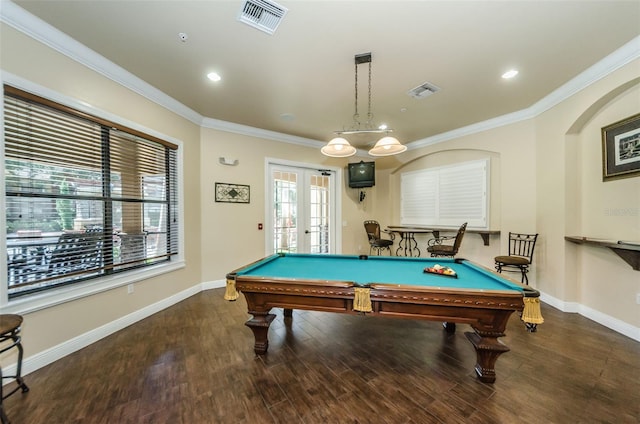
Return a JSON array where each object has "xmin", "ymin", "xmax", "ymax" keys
[
  {"xmin": 388, "ymin": 226, "xmax": 499, "ymax": 246},
  {"xmin": 565, "ymin": 236, "xmax": 640, "ymax": 271}
]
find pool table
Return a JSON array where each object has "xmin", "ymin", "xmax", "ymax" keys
[{"xmin": 225, "ymin": 253, "xmax": 543, "ymax": 383}]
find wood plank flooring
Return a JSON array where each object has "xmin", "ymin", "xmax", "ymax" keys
[{"xmin": 3, "ymin": 288, "xmax": 639, "ymax": 423}]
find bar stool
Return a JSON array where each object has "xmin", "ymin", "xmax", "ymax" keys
[{"xmin": 1, "ymin": 314, "xmax": 29, "ymax": 424}]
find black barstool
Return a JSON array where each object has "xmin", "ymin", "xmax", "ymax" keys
[{"xmin": 1, "ymin": 314, "xmax": 29, "ymax": 424}]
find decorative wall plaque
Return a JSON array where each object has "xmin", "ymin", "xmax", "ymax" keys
[{"xmin": 215, "ymin": 182, "xmax": 250, "ymax": 203}]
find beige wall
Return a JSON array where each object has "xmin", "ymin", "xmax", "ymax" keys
[
  {"xmin": 384, "ymin": 120, "xmax": 537, "ymax": 271},
  {"xmin": 2, "ymin": 19, "xmax": 639, "ymax": 373},
  {"xmin": 1, "ymin": 24, "xmax": 202, "ymax": 356},
  {"xmin": 376, "ymin": 59, "xmax": 640, "ymax": 329},
  {"xmin": 575, "ymin": 85, "xmax": 639, "ymax": 324},
  {"xmin": 535, "ymin": 58, "xmax": 640, "ymax": 327},
  {"xmin": 198, "ymin": 128, "xmax": 376, "ymax": 282}
]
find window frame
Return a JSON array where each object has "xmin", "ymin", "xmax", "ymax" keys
[{"xmin": 1, "ymin": 77, "xmax": 185, "ymax": 314}]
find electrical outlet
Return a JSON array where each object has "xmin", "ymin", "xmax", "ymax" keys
[{"xmin": 127, "ymin": 284, "xmax": 134, "ymax": 294}]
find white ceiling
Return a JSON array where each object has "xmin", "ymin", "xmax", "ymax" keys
[{"xmin": 7, "ymin": 0, "xmax": 640, "ymax": 150}]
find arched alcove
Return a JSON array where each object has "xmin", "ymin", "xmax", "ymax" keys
[
  {"xmin": 564, "ymin": 77, "xmax": 640, "ymax": 238},
  {"xmin": 389, "ymin": 148, "xmax": 501, "ymax": 228},
  {"xmin": 386, "ymin": 149, "xmax": 502, "ymax": 263},
  {"xmin": 562, "ymin": 77, "xmax": 640, "ymax": 328}
]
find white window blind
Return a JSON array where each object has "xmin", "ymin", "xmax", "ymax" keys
[{"xmin": 401, "ymin": 159, "xmax": 488, "ymax": 228}]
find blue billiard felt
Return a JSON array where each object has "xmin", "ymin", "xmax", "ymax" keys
[{"xmin": 236, "ymin": 254, "xmax": 524, "ymax": 292}]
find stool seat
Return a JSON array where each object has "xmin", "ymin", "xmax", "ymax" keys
[
  {"xmin": 0, "ymin": 315, "xmax": 22, "ymax": 336},
  {"xmin": 494, "ymin": 255, "xmax": 530, "ymax": 266},
  {"xmin": 1, "ymin": 314, "xmax": 29, "ymax": 424}
]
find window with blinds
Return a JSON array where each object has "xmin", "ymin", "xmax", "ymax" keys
[
  {"xmin": 400, "ymin": 159, "xmax": 488, "ymax": 228},
  {"xmin": 4, "ymin": 85, "xmax": 179, "ymax": 298}
]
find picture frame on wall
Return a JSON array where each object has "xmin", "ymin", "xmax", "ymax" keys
[
  {"xmin": 215, "ymin": 182, "xmax": 250, "ymax": 203},
  {"xmin": 601, "ymin": 113, "xmax": 640, "ymax": 181}
]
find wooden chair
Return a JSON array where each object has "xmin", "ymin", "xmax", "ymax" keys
[
  {"xmin": 364, "ymin": 220, "xmax": 395, "ymax": 255},
  {"xmin": 1, "ymin": 314, "xmax": 29, "ymax": 424},
  {"xmin": 495, "ymin": 232, "xmax": 538, "ymax": 285},
  {"xmin": 426, "ymin": 222, "xmax": 467, "ymax": 258}
]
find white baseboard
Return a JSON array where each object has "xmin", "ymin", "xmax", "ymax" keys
[
  {"xmin": 3, "ymin": 282, "xmax": 638, "ymax": 387},
  {"xmin": 539, "ymin": 292, "xmax": 581, "ymax": 313},
  {"xmin": 540, "ymin": 292, "xmax": 640, "ymax": 342},
  {"xmin": 2, "ymin": 283, "xmax": 202, "ymax": 385},
  {"xmin": 202, "ymin": 279, "xmax": 225, "ymax": 291}
]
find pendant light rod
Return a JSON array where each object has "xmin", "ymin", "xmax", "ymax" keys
[{"xmin": 321, "ymin": 52, "xmax": 406, "ymax": 157}]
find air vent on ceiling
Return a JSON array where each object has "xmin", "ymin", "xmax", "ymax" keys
[
  {"xmin": 407, "ymin": 81, "xmax": 440, "ymax": 99},
  {"xmin": 238, "ymin": 0, "xmax": 288, "ymax": 35}
]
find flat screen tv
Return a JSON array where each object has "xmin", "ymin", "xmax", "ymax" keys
[{"xmin": 348, "ymin": 161, "xmax": 375, "ymax": 188}]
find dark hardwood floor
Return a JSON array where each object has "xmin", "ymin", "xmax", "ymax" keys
[{"xmin": 3, "ymin": 288, "xmax": 639, "ymax": 423}]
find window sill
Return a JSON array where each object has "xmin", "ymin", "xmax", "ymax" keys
[{"xmin": 2, "ymin": 260, "xmax": 186, "ymax": 314}]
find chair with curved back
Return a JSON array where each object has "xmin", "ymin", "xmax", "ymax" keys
[
  {"xmin": 363, "ymin": 220, "xmax": 395, "ymax": 255},
  {"xmin": 495, "ymin": 232, "xmax": 538, "ymax": 285},
  {"xmin": 426, "ymin": 222, "xmax": 467, "ymax": 258}
]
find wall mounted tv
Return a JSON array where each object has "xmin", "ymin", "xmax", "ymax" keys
[{"xmin": 348, "ymin": 161, "xmax": 375, "ymax": 188}]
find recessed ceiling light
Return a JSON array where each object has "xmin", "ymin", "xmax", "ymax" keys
[
  {"xmin": 502, "ymin": 69, "xmax": 519, "ymax": 79},
  {"xmin": 207, "ymin": 72, "xmax": 221, "ymax": 82}
]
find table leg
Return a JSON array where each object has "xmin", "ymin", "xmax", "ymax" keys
[
  {"xmin": 443, "ymin": 322, "xmax": 456, "ymax": 333},
  {"xmin": 464, "ymin": 330, "xmax": 510, "ymax": 383},
  {"xmin": 244, "ymin": 311, "xmax": 276, "ymax": 355},
  {"xmin": 395, "ymin": 232, "xmax": 421, "ymax": 257},
  {"xmin": 396, "ymin": 234, "xmax": 406, "ymax": 256},
  {"xmin": 409, "ymin": 233, "xmax": 420, "ymax": 257}
]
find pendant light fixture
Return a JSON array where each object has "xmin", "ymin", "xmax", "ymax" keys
[{"xmin": 321, "ymin": 53, "xmax": 406, "ymax": 158}]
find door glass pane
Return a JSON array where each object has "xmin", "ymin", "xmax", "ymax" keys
[
  {"xmin": 273, "ymin": 171, "xmax": 297, "ymax": 253},
  {"xmin": 309, "ymin": 174, "xmax": 330, "ymax": 253}
]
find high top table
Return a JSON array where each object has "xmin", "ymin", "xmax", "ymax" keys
[{"xmin": 387, "ymin": 225, "xmax": 501, "ymax": 257}]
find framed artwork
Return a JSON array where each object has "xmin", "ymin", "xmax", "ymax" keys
[
  {"xmin": 215, "ymin": 182, "xmax": 250, "ymax": 203},
  {"xmin": 602, "ymin": 113, "xmax": 640, "ymax": 181}
]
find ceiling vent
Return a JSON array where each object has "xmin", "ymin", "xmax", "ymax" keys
[
  {"xmin": 238, "ymin": 0, "xmax": 288, "ymax": 35},
  {"xmin": 407, "ymin": 82, "xmax": 440, "ymax": 99}
]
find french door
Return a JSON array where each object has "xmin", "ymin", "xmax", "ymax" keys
[{"xmin": 267, "ymin": 161, "xmax": 339, "ymax": 254}]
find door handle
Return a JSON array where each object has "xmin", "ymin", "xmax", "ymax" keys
[{"xmin": 305, "ymin": 230, "xmax": 310, "ymax": 234}]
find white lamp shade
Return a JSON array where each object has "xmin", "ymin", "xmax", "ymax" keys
[
  {"xmin": 321, "ymin": 137, "xmax": 357, "ymax": 157},
  {"xmin": 368, "ymin": 136, "xmax": 407, "ymax": 156}
]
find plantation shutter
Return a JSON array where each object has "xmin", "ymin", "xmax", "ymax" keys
[{"xmin": 400, "ymin": 159, "xmax": 488, "ymax": 228}]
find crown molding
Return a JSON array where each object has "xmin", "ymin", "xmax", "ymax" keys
[
  {"xmin": 408, "ymin": 108, "xmax": 535, "ymax": 150},
  {"xmin": 3, "ymin": 1, "xmax": 639, "ymax": 152},
  {"xmin": 0, "ymin": 0, "xmax": 203, "ymax": 126},
  {"xmin": 201, "ymin": 117, "xmax": 325, "ymax": 148},
  {"xmin": 409, "ymin": 35, "xmax": 640, "ymax": 150},
  {"xmin": 529, "ymin": 35, "xmax": 640, "ymax": 116}
]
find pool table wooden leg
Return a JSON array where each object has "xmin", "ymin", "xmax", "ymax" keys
[
  {"xmin": 464, "ymin": 331, "xmax": 510, "ymax": 383},
  {"xmin": 244, "ymin": 311, "xmax": 276, "ymax": 355}
]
